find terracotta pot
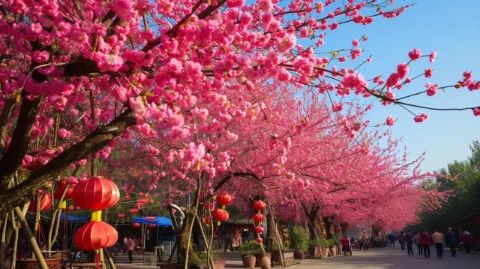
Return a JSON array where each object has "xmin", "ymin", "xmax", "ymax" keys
[
  {"xmin": 17, "ymin": 258, "xmax": 62, "ymax": 269},
  {"xmin": 293, "ymin": 249, "xmax": 304, "ymax": 260},
  {"xmin": 257, "ymin": 255, "xmax": 271, "ymax": 269},
  {"xmin": 241, "ymin": 255, "xmax": 256, "ymax": 268},
  {"xmin": 214, "ymin": 260, "xmax": 225, "ymax": 269},
  {"xmin": 320, "ymin": 247, "xmax": 328, "ymax": 258}
]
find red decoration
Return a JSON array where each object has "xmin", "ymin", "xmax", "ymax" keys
[
  {"xmin": 72, "ymin": 176, "xmax": 120, "ymax": 210},
  {"xmin": 132, "ymin": 222, "xmax": 141, "ymax": 229},
  {"xmin": 204, "ymin": 216, "xmax": 212, "ymax": 226},
  {"xmin": 255, "ymin": 226, "xmax": 264, "ymax": 234},
  {"xmin": 148, "ymin": 224, "xmax": 157, "ymax": 229},
  {"xmin": 252, "ymin": 213, "xmax": 264, "ymax": 223},
  {"xmin": 68, "ymin": 205, "xmax": 75, "ymax": 211},
  {"xmin": 54, "ymin": 178, "xmax": 78, "ymax": 199},
  {"xmin": 216, "ymin": 192, "xmax": 234, "ymax": 206},
  {"xmin": 73, "ymin": 221, "xmax": 118, "ymax": 250},
  {"xmin": 117, "ymin": 213, "xmax": 126, "ymax": 218},
  {"xmin": 129, "ymin": 208, "xmax": 139, "ymax": 214},
  {"xmin": 28, "ymin": 191, "xmax": 52, "ymax": 212},
  {"xmin": 253, "ymin": 200, "xmax": 266, "ymax": 211},
  {"xmin": 204, "ymin": 202, "xmax": 215, "ymax": 211},
  {"xmin": 145, "ymin": 216, "xmax": 156, "ymax": 222},
  {"xmin": 212, "ymin": 208, "xmax": 230, "ymax": 222},
  {"xmin": 256, "ymin": 237, "xmax": 263, "ymax": 244}
]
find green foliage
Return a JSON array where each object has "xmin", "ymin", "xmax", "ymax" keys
[
  {"xmin": 309, "ymin": 237, "xmax": 329, "ymax": 248},
  {"xmin": 290, "ymin": 226, "xmax": 308, "ymax": 251},
  {"xmin": 332, "ymin": 233, "xmax": 341, "ymax": 246},
  {"xmin": 327, "ymin": 239, "xmax": 336, "ymax": 247},
  {"xmin": 238, "ymin": 240, "xmax": 263, "ymax": 256},
  {"xmin": 419, "ymin": 141, "xmax": 480, "ymax": 231}
]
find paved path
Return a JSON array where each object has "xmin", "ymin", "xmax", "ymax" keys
[
  {"xmin": 112, "ymin": 245, "xmax": 480, "ymax": 268},
  {"xmin": 286, "ymin": 246, "xmax": 480, "ymax": 269}
]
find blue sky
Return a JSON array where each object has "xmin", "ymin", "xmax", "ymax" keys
[{"xmin": 319, "ymin": 0, "xmax": 480, "ymax": 171}]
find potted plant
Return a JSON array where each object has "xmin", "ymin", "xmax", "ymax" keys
[
  {"xmin": 327, "ymin": 239, "xmax": 336, "ymax": 256},
  {"xmin": 239, "ymin": 240, "xmax": 261, "ymax": 268},
  {"xmin": 318, "ymin": 238, "xmax": 329, "ymax": 258},
  {"xmin": 290, "ymin": 226, "xmax": 308, "ymax": 260}
]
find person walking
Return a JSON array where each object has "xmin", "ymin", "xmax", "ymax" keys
[
  {"xmin": 359, "ymin": 231, "xmax": 368, "ymax": 251},
  {"xmin": 126, "ymin": 234, "xmax": 137, "ymax": 263},
  {"xmin": 420, "ymin": 231, "xmax": 430, "ymax": 258},
  {"xmin": 462, "ymin": 231, "xmax": 473, "ymax": 253},
  {"xmin": 341, "ymin": 235, "xmax": 352, "ymax": 256},
  {"xmin": 398, "ymin": 231, "xmax": 406, "ymax": 251},
  {"xmin": 388, "ymin": 234, "xmax": 396, "ymax": 247},
  {"xmin": 413, "ymin": 232, "xmax": 423, "ymax": 255},
  {"xmin": 405, "ymin": 232, "xmax": 414, "ymax": 255},
  {"xmin": 445, "ymin": 227, "xmax": 457, "ymax": 257},
  {"xmin": 432, "ymin": 230, "xmax": 444, "ymax": 259}
]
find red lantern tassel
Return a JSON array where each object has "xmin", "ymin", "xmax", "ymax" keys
[{"xmin": 95, "ymin": 251, "xmax": 100, "ymax": 269}]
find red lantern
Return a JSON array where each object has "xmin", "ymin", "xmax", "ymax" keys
[
  {"xmin": 74, "ymin": 221, "xmax": 118, "ymax": 250},
  {"xmin": 129, "ymin": 208, "xmax": 139, "ymax": 214},
  {"xmin": 204, "ymin": 216, "xmax": 212, "ymax": 226},
  {"xmin": 28, "ymin": 191, "xmax": 52, "ymax": 212},
  {"xmin": 256, "ymin": 237, "xmax": 263, "ymax": 244},
  {"xmin": 212, "ymin": 208, "xmax": 229, "ymax": 222},
  {"xmin": 148, "ymin": 224, "xmax": 157, "ymax": 229},
  {"xmin": 118, "ymin": 213, "xmax": 126, "ymax": 219},
  {"xmin": 72, "ymin": 176, "xmax": 120, "ymax": 210},
  {"xmin": 253, "ymin": 200, "xmax": 266, "ymax": 211},
  {"xmin": 204, "ymin": 202, "xmax": 215, "ymax": 211},
  {"xmin": 216, "ymin": 192, "xmax": 233, "ymax": 206},
  {"xmin": 132, "ymin": 223, "xmax": 141, "ymax": 229},
  {"xmin": 255, "ymin": 226, "xmax": 264, "ymax": 234},
  {"xmin": 54, "ymin": 177, "xmax": 78, "ymax": 200},
  {"xmin": 145, "ymin": 216, "xmax": 156, "ymax": 222},
  {"xmin": 252, "ymin": 213, "xmax": 264, "ymax": 223}
]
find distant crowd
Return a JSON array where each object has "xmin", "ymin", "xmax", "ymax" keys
[{"xmin": 388, "ymin": 228, "xmax": 475, "ymax": 258}]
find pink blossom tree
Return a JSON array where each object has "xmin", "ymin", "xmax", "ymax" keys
[{"xmin": 0, "ymin": 0, "xmax": 477, "ymax": 266}]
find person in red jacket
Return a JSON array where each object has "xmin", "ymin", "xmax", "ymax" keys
[
  {"xmin": 341, "ymin": 235, "xmax": 352, "ymax": 256},
  {"xmin": 462, "ymin": 231, "xmax": 473, "ymax": 253},
  {"xmin": 420, "ymin": 231, "xmax": 431, "ymax": 258}
]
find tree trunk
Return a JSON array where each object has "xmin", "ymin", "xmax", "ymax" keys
[
  {"xmin": 323, "ymin": 217, "xmax": 333, "ymax": 240},
  {"xmin": 266, "ymin": 213, "xmax": 275, "ymax": 251},
  {"xmin": 178, "ymin": 212, "xmax": 198, "ymax": 268},
  {"xmin": 301, "ymin": 203, "xmax": 320, "ymax": 241}
]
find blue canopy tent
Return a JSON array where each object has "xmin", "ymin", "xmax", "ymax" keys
[
  {"xmin": 131, "ymin": 216, "xmax": 172, "ymax": 226},
  {"xmin": 60, "ymin": 214, "xmax": 88, "ymax": 223},
  {"xmin": 130, "ymin": 216, "xmax": 173, "ymax": 251}
]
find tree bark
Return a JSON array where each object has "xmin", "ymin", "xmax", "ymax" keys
[
  {"xmin": 0, "ymin": 93, "xmax": 41, "ymax": 187},
  {"xmin": 0, "ymin": 98, "xmax": 16, "ymax": 151},
  {"xmin": 0, "ymin": 108, "xmax": 135, "ymax": 214}
]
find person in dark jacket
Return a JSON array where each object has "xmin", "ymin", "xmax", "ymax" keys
[
  {"xmin": 420, "ymin": 231, "xmax": 431, "ymax": 258},
  {"xmin": 405, "ymin": 232, "xmax": 414, "ymax": 255},
  {"xmin": 398, "ymin": 231, "xmax": 406, "ymax": 251},
  {"xmin": 445, "ymin": 227, "xmax": 457, "ymax": 257}
]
